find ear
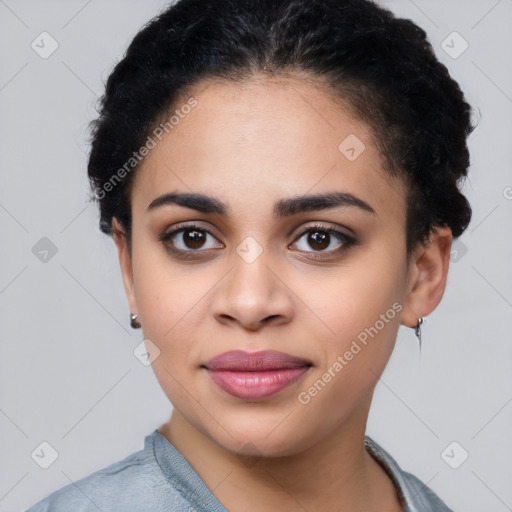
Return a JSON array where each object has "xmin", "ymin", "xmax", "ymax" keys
[
  {"xmin": 401, "ymin": 226, "xmax": 453, "ymax": 328},
  {"xmin": 111, "ymin": 217, "xmax": 138, "ymax": 317}
]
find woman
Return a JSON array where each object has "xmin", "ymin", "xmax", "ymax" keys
[{"xmin": 27, "ymin": 0, "xmax": 473, "ymax": 510}]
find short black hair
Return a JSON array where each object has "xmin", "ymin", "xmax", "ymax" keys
[{"xmin": 87, "ymin": 0, "xmax": 474, "ymax": 259}]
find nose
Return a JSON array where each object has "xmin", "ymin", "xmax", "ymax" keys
[{"xmin": 211, "ymin": 249, "xmax": 295, "ymax": 331}]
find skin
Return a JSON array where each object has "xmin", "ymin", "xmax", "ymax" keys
[{"xmin": 111, "ymin": 74, "xmax": 452, "ymax": 511}]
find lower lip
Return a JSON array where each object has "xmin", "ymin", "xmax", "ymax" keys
[{"xmin": 206, "ymin": 367, "xmax": 310, "ymax": 400}]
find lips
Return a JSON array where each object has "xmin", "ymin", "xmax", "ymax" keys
[{"xmin": 203, "ymin": 350, "xmax": 311, "ymax": 400}]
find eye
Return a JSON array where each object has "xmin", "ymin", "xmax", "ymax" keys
[
  {"xmin": 160, "ymin": 223, "xmax": 223, "ymax": 258},
  {"xmin": 160, "ymin": 222, "xmax": 356, "ymax": 261},
  {"xmin": 289, "ymin": 223, "xmax": 355, "ymax": 258}
]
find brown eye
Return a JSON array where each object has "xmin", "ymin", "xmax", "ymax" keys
[
  {"xmin": 290, "ymin": 223, "xmax": 356, "ymax": 259},
  {"xmin": 181, "ymin": 228, "xmax": 207, "ymax": 249},
  {"xmin": 159, "ymin": 223, "xmax": 223, "ymax": 256},
  {"xmin": 307, "ymin": 230, "xmax": 330, "ymax": 251}
]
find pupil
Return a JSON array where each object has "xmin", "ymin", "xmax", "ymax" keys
[
  {"xmin": 185, "ymin": 229, "xmax": 205, "ymax": 249},
  {"xmin": 309, "ymin": 231, "xmax": 329, "ymax": 250}
]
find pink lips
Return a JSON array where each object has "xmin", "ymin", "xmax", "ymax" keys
[{"xmin": 204, "ymin": 350, "xmax": 311, "ymax": 400}]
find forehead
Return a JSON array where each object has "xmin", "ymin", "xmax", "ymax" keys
[{"xmin": 131, "ymin": 75, "xmax": 408, "ymax": 224}]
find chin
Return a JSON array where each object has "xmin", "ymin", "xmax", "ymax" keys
[{"xmin": 205, "ymin": 413, "xmax": 319, "ymax": 459}]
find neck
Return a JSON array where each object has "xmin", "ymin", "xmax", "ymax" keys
[{"xmin": 159, "ymin": 400, "xmax": 402, "ymax": 511}]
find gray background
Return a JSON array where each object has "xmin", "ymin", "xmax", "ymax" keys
[{"xmin": 1, "ymin": 1, "xmax": 511, "ymax": 510}]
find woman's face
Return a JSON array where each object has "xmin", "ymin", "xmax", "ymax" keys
[{"xmin": 114, "ymin": 75, "xmax": 438, "ymax": 457}]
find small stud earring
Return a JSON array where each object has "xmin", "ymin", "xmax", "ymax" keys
[{"xmin": 130, "ymin": 313, "xmax": 141, "ymax": 329}]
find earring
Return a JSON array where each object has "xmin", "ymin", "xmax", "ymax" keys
[
  {"xmin": 130, "ymin": 313, "xmax": 141, "ymax": 329},
  {"xmin": 414, "ymin": 316, "xmax": 425, "ymax": 351}
]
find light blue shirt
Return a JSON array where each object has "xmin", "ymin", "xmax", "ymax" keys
[{"xmin": 25, "ymin": 429, "xmax": 453, "ymax": 511}]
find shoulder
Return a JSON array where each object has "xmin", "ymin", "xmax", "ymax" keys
[
  {"xmin": 24, "ymin": 430, "xmax": 194, "ymax": 512},
  {"xmin": 395, "ymin": 469, "xmax": 454, "ymax": 512},
  {"xmin": 364, "ymin": 435, "xmax": 454, "ymax": 512}
]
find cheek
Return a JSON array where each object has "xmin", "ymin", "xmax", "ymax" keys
[
  {"xmin": 293, "ymin": 248, "xmax": 404, "ymax": 397},
  {"xmin": 130, "ymin": 264, "xmax": 195, "ymax": 377},
  {"xmin": 131, "ymin": 237, "xmax": 205, "ymax": 334},
  {"xmin": 297, "ymin": 254, "xmax": 403, "ymax": 346}
]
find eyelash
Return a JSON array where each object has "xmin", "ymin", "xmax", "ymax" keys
[{"xmin": 159, "ymin": 222, "xmax": 356, "ymax": 261}]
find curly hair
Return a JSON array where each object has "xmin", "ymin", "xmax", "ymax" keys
[{"xmin": 87, "ymin": 0, "xmax": 474, "ymax": 259}]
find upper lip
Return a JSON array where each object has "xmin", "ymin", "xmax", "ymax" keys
[{"xmin": 204, "ymin": 350, "xmax": 312, "ymax": 371}]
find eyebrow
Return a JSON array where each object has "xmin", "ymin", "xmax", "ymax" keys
[{"xmin": 147, "ymin": 191, "xmax": 376, "ymax": 217}]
